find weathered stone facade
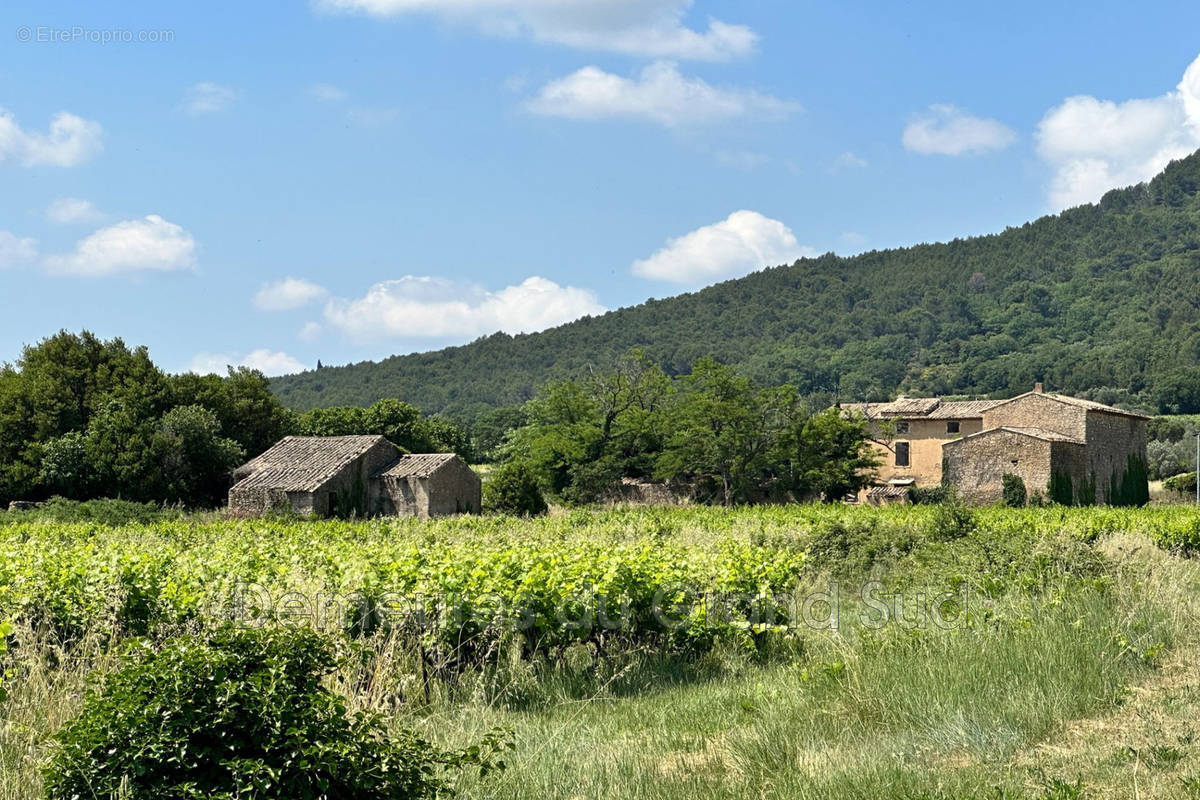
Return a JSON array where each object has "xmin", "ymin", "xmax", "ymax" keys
[
  {"xmin": 229, "ymin": 437, "xmax": 479, "ymax": 519},
  {"xmin": 845, "ymin": 388, "xmax": 1148, "ymax": 505},
  {"xmin": 942, "ymin": 428, "xmax": 1086, "ymax": 504},
  {"xmin": 375, "ymin": 453, "xmax": 482, "ymax": 520}
]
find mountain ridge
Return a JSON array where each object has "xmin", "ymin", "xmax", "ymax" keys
[{"xmin": 271, "ymin": 151, "xmax": 1200, "ymax": 421}]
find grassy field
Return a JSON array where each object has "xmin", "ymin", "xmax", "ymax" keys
[{"xmin": 2, "ymin": 505, "xmax": 1200, "ymax": 798}]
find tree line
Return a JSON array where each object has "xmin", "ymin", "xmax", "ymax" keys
[
  {"xmin": 0, "ymin": 332, "xmax": 470, "ymax": 509},
  {"xmin": 499, "ymin": 351, "xmax": 878, "ymax": 506}
]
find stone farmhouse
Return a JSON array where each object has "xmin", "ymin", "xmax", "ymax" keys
[
  {"xmin": 842, "ymin": 384, "xmax": 1148, "ymax": 505},
  {"xmin": 228, "ymin": 435, "xmax": 481, "ymax": 519}
]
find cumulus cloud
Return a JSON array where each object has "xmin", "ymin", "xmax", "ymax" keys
[
  {"xmin": 527, "ymin": 61, "xmax": 797, "ymax": 127},
  {"xmin": 44, "ymin": 215, "xmax": 196, "ymax": 277},
  {"xmin": 0, "ymin": 108, "xmax": 102, "ymax": 167},
  {"xmin": 902, "ymin": 104, "xmax": 1016, "ymax": 156},
  {"xmin": 254, "ymin": 277, "xmax": 329, "ymax": 311},
  {"xmin": 184, "ymin": 82, "xmax": 237, "ymax": 115},
  {"xmin": 188, "ymin": 349, "xmax": 308, "ymax": 377},
  {"xmin": 313, "ymin": 0, "xmax": 757, "ymax": 61},
  {"xmin": 632, "ymin": 210, "xmax": 815, "ymax": 285},
  {"xmin": 1036, "ymin": 53, "xmax": 1200, "ymax": 209},
  {"xmin": 46, "ymin": 197, "xmax": 103, "ymax": 225},
  {"xmin": 321, "ymin": 275, "xmax": 606, "ymax": 342},
  {"xmin": 0, "ymin": 232, "xmax": 37, "ymax": 269}
]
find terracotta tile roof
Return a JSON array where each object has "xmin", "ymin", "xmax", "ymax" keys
[
  {"xmin": 377, "ymin": 453, "xmax": 459, "ymax": 479},
  {"xmin": 924, "ymin": 399, "xmax": 1002, "ymax": 419},
  {"xmin": 841, "ymin": 397, "xmax": 998, "ymax": 420},
  {"xmin": 232, "ymin": 436, "xmax": 395, "ymax": 493}
]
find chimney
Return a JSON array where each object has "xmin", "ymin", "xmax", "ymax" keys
[{"xmin": 1033, "ymin": 381, "xmax": 1044, "ymax": 393}]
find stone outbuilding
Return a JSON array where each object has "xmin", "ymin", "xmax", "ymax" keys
[
  {"xmin": 943, "ymin": 391, "xmax": 1147, "ymax": 505},
  {"xmin": 228, "ymin": 435, "xmax": 479, "ymax": 519},
  {"xmin": 374, "ymin": 452, "xmax": 482, "ymax": 520}
]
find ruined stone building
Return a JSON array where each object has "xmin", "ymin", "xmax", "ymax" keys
[
  {"xmin": 228, "ymin": 435, "xmax": 480, "ymax": 518},
  {"xmin": 842, "ymin": 385, "xmax": 1148, "ymax": 505}
]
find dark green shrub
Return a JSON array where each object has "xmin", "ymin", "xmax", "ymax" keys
[
  {"xmin": 906, "ymin": 485, "xmax": 948, "ymax": 505},
  {"xmin": 32, "ymin": 496, "xmax": 182, "ymax": 526},
  {"xmin": 1001, "ymin": 473, "xmax": 1027, "ymax": 508},
  {"xmin": 1048, "ymin": 471, "xmax": 1075, "ymax": 506},
  {"xmin": 1115, "ymin": 455, "xmax": 1150, "ymax": 507},
  {"xmin": 1075, "ymin": 473, "xmax": 1097, "ymax": 506},
  {"xmin": 483, "ymin": 462, "xmax": 548, "ymax": 516},
  {"xmin": 927, "ymin": 491, "xmax": 976, "ymax": 541},
  {"xmin": 44, "ymin": 626, "xmax": 509, "ymax": 800},
  {"xmin": 1164, "ymin": 471, "xmax": 1197, "ymax": 496}
]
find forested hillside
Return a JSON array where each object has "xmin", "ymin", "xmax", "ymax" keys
[{"xmin": 272, "ymin": 151, "xmax": 1200, "ymax": 422}]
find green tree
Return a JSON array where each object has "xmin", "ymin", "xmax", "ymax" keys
[
  {"xmin": 469, "ymin": 406, "xmax": 528, "ymax": 462},
  {"xmin": 779, "ymin": 408, "xmax": 879, "ymax": 502},
  {"xmin": 148, "ymin": 405, "xmax": 245, "ymax": 507},
  {"xmin": 483, "ymin": 462, "xmax": 548, "ymax": 516},
  {"xmin": 170, "ymin": 367, "xmax": 295, "ymax": 457},
  {"xmin": 657, "ymin": 358, "xmax": 796, "ymax": 505},
  {"xmin": 296, "ymin": 405, "xmax": 370, "ymax": 437},
  {"xmin": 37, "ymin": 431, "xmax": 91, "ymax": 499}
]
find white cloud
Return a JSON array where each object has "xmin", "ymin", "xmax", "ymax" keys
[
  {"xmin": 44, "ymin": 215, "xmax": 196, "ymax": 277},
  {"xmin": 1036, "ymin": 53, "xmax": 1200, "ymax": 209},
  {"xmin": 309, "ymin": 82, "xmax": 347, "ymax": 102},
  {"xmin": 831, "ymin": 151, "xmax": 867, "ymax": 170},
  {"xmin": 0, "ymin": 108, "xmax": 102, "ymax": 167},
  {"xmin": 298, "ymin": 321, "xmax": 323, "ymax": 342},
  {"xmin": 527, "ymin": 61, "xmax": 797, "ymax": 127},
  {"xmin": 902, "ymin": 104, "xmax": 1016, "ymax": 156},
  {"xmin": 632, "ymin": 210, "xmax": 815, "ymax": 285},
  {"xmin": 46, "ymin": 197, "xmax": 103, "ymax": 225},
  {"xmin": 188, "ymin": 349, "xmax": 307, "ymax": 377},
  {"xmin": 0, "ymin": 232, "xmax": 37, "ymax": 269},
  {"xmin": 321, "ymin": 275, "xmax": 606, "ymax": 342},
  {"xmin": 313, "ymin": 0, "xmax": 757, "ymax": 61},
  {"xmin": 185, "ymin": 82, "xmax": 237, "ymax": 115},
  {"xmin": 254, "ymin": 277, "xmax": 329, "ymax": 311}
]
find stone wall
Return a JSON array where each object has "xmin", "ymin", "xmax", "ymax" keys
[
  {"xmin": 980, "ymin": 394, "xmax": 1087, "ymax": 440},
  {"xmin": 943, "ymin": 430, "xmax": 1065, "ymax": 504},
  {"xmin": 1083, "ymin": 411, "xmax": 1148, "ymax": 502},
  {"xmin": 425, "ymin": 459, "xmax": 482, "ymax": 517},
  {"xmin": 379, "ymin": 459, "xmax": 481, "ymax": 519}
]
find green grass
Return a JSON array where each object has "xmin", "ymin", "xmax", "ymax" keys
[{"xmin": 3, "ymin": 506, "xmax": 1200, "ymax": 798}]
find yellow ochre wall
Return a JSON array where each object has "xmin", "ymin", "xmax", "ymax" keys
[{"xmin": 859, "ymin": 417, "xmax": 985, "ymax": 500}]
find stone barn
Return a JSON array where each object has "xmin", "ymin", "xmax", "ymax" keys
[
  {"xmin": 374, "ymin": 453, "xmax": 482, "ymax": 520},
  {"xmin": 229, "ymin": 436, "xmax": 479, "ymax": 519},
  {"xmin": 844, "ymin": 385, "xmax": 1148, "ymax": 505},
  {"xmin": 943, "ymin": 391, "xmax": 1147, "ymax": 505}
]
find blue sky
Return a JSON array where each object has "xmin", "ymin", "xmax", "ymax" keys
[{"xmin": 2, "ymin": 1, "xmax": 1200, "ymax": 376}]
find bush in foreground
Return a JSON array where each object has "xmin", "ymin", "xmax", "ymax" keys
[{"xmin": 44, "ymin": 626, "xmax": 508, "ymax": 800}]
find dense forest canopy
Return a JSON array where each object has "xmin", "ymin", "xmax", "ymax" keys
[{"xmin": 272, "ymin": 150, "xmax": 1200, "ymax": 423}]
